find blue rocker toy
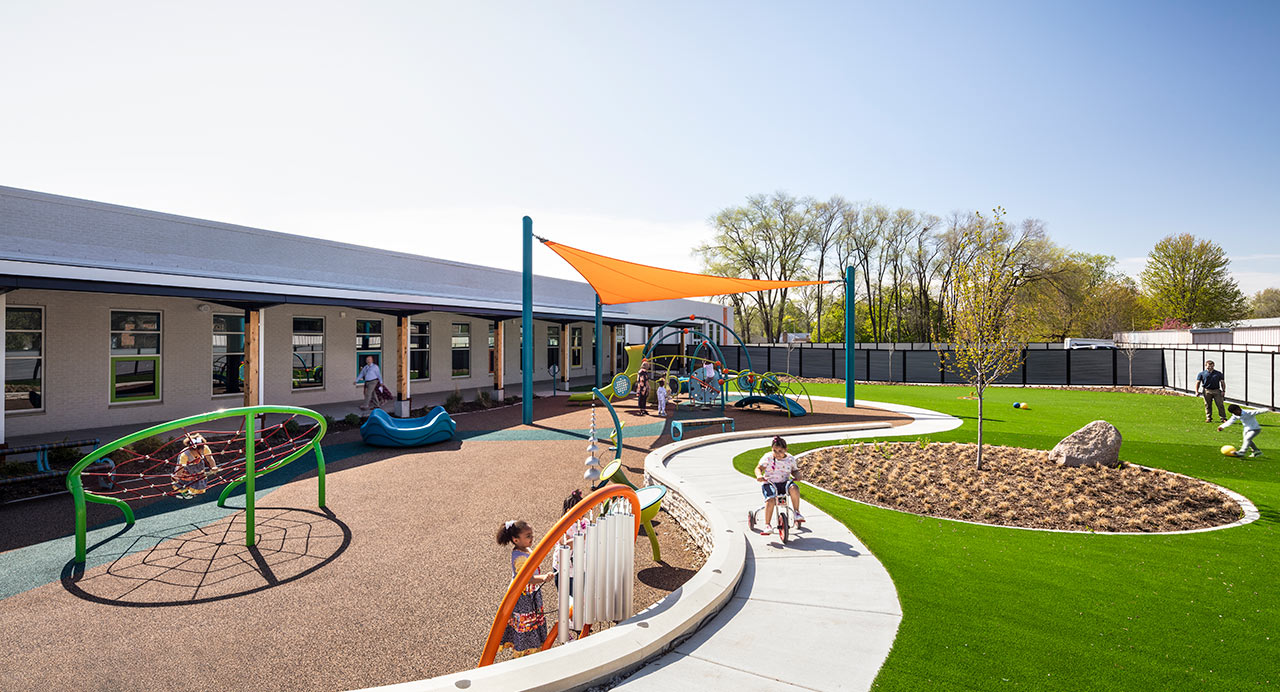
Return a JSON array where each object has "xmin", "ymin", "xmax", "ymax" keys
[{"xmin": 360, "ymin": 407, "xmax": 458, "ymax": 447}]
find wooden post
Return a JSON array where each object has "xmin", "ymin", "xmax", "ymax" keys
[
  {"xmin": 494, "ymin": 320, "xmax": 505, "ymax": 398},
  {"xmin": 243, "ymin": 308, "xmax": 261, "ymax": 408},
  {"xmin": 396, "ymin": 316, "xmax": 410, "ymax": 417}
]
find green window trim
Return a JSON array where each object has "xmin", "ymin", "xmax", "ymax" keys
[{"xmin": 110, "ymin": 354, "xmax": 161, "ymax": 403}]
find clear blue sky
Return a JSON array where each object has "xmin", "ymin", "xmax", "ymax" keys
[{"xmin": 2, "ymin": 1, "xmax": 1276, "ymax": 291}]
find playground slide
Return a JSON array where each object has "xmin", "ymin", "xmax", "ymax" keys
[
  {"xmin": 568, "ymin": 344, "xmax": 647, "ymax": 402},
  {"xmin": 733, "ymin": 394, "xmax": 807, "ymax": 417},
  {"xmin": 360, "ymin": 407, "xmax": 458, "ymax": 447}
]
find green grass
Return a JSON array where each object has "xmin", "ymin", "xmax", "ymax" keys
[{"xmin": 732, "ymin": 384, "xmax": 1278, "ymax": 690}]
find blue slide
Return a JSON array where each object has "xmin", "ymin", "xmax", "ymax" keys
[
  {"xmin": 733, "ymin": 394, "xmax": 807, "ymax": 417},
  {"xmin": 360, "ymin": 406, "xmax": 458, "ymax": 447}
]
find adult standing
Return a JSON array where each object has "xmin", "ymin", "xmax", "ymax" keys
[
  {"xmin": 356, "ymin": 355, "xmax": 383, "ymax": 411},
  {"xmin": 1195, "ymin": 359, "xmax": 1227, "ymax": 423},
  {"xmin": 636, "ymin": 360, "xmax": 651, "ymax": 415}
]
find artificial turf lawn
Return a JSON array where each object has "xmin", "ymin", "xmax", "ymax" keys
[{"xmin": 732, "ymin": 384, "xmax": 1277, "ymax": 691}]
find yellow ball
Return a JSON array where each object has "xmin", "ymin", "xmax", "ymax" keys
[
  {"xmin": 1221, "ymin": 445, "xmax": 1238, "ymax": 456},
  {"xmin": 1019, "ymin": 403, "xmax": 1030, "ymax": 410}
]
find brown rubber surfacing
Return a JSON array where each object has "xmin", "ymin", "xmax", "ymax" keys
[{"xmin": 0, "ymin": 397, "xmax": 905, "ymax": 692}]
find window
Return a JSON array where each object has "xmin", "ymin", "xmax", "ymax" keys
[
  {"xmin": 410, "ymin": 320, "xmax": 430, "ymax": 380},
  {"xmin": 488, "ymin": 324, "xmax": 496, "ymax": 374},
  {"xmin": 6, "ymin": 306, "xmax": 43, "ymax": 411},
  {"xmin": 571, "ymin": 327, "xmax": 583, "ymax": 367},
  {"xmin": 356, "ymin": 319, "xmax": 382, "ymax": 377},
  {"xmin": 110, "ymin": 310, "xmax": 161, "ymax": 402},
  {"xmin": 616, "ymin": 328, "xmax": 625, "ymax": 370},
  {"xmin": 292, "ymin": 317, "xmax": 325, "ymax": 389},
  {"xmin": 212, "ymin": 313, "xmax": 245, "ymax": 396},
  {"xmin": 546, "ymin": 326, "xmax": 560, "ymax": 372},
  {"xmin": 451, "ymin": 323, "xmax": 471, "ymax": 377}
]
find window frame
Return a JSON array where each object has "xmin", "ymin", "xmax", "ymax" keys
[
  {"xmin": 356, "ymin": 318, "xmax": 383, "ymax": 381},
  {"xmin": 211, "ymin": 312, "xmax": 247, "ymax": 398},
  {"xmin": 410, "ymin": 319, "xmax": 430, "ymax": 382},
  {"xmin": 291, "ymin": 316, "xmax": 326, "ymax": 391},
  {"xmin": 108, "ymin": 309, "xmax": 163, "ymax": 404},
  {"xmin": 451, "ymin": 322, "xmax": 471, "ymax": 378},
  {"xmin": 571, "ymin": 326, "xmax": 583, "ymax": 368},
  {"xmin": 5, "ymin": 304, "xmax": 45, "ymax": 413},
  {"xmin": 546, "ymin": 325, "xmax": 560, "ymax": 373},
  {"xmin": 488, "ymin": 323, "xmax": 496, "ymax": 375}
]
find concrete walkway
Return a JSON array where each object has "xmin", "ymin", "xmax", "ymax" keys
[{"xmin": 615, "ymin": 399, "xmax": 961, "ymax": 691}]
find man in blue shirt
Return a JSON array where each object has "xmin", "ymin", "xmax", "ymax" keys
[
  {"xmin": 356, "ymin": 355, "xmax": 383, "ymax": 411},
  {"xmin": 1195, "ymin": 360, "xmax": 1227, "ymax": 423}
]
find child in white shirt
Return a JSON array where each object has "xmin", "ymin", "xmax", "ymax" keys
[
  {"xmin": 1219, "ymin": 404, "xmax": 1266, "ymax": 457},
  {"xmin": 753, "ymin": 435, "xmax": 804, "ymax": 534},
  {"xmin": 656, "ymin": 379, "xmax": 670, "ymax": 416}
]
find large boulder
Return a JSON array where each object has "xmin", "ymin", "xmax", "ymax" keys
[{"xmin": 1050, "ymin": 420, "xmax": 1122, "ymax": 468}]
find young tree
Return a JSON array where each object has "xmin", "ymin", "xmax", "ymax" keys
[
  {"xmin": 1118, "ymin": 339, "xmax": 1140, "ymax": 387},
  {"xmin": 1139, "ymin": 234, "xmax": 1246, "ymax": 326},
  {"xmin": 939, "ymin": 207, "xmax": 1027, "ymax": 471}
]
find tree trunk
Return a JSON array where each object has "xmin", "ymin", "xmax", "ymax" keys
[{"xmin": 976, "ymin": 393, "xmax": 985, "ymax": 471}]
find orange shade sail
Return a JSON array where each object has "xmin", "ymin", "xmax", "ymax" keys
[{"xmin": 541, "ymin": 239, "xmax": 831, "ymax": 305}]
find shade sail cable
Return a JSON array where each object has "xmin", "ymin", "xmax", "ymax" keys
[{"xmin": 540, "ymin": 239, "xmax": 832, "ymax": 305}]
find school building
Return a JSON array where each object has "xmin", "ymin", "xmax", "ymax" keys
[{"xmin": 0, "ymin": 186, "xmax": 732, "ymax": 445}]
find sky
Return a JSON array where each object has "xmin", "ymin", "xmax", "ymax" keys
[{"xmin": 2, "ymin": 1, "xmax": 1277, "ymax": 292}]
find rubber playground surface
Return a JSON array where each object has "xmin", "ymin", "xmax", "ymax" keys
[{"xmin": 0, "ymin": 395, "xmax": 906, "ymax": 691}]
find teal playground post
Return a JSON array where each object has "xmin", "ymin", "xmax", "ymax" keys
[
  {"xmin": 67, "ymin": 405, "xmax": 328, "ymax": 564},
  {"xmin": 845, "ymin": 265, "xmax": 855, "ymax": 408},
  {"xmin": 522, "ymin": 216, "xmax": 534, "ymax": 425},
  {"xmin": 595, "ymin": 294, "xmax": 604, "ymax": 390}
]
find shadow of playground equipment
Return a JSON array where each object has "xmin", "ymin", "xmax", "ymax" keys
[{"xmin": 60, "ymin": 506, "xmax": 350, "ymax": 607}]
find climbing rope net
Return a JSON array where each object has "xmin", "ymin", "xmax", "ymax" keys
[{"xmin": 78, "ymin": 413, "xmax": 320, "ymax": 502}]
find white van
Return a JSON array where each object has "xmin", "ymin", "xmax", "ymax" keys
[{"xmin": 1064, "ymin": 338, "xmax": 1116, "ymax": 350}]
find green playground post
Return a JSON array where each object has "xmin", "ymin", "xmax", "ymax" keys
[
  {"xmin": 244, "ymin": 413, "xmax": 256, "ymax": 547},
  {"xmin": 845, "ymin": 265, "xmax": 855, "ymax": 408},
  {"xmin": 592, "ymin": 387, "xmax": 624, "ymax": 461},
  {"xmin": 522, "ymin": 216, "xmax": 534, "ymax": 426}
]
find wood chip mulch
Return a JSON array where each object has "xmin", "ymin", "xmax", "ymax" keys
[{"xmin": 801, "ymin": 442, "xmax": 1243, "ymax": 532}]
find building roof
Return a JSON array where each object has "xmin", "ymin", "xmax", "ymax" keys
[{"xmin": 0, "ymin": 186, "xmax": 711, "ymax": 326}]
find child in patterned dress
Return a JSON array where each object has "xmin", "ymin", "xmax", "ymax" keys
[{"xmin": 496, "ymin": 520, "xmax": 553, "ymax": 657}]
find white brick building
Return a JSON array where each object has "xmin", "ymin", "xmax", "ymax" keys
[{"xmin": 0, "ymin": 186, "xmax": 731, "ymax": 443}]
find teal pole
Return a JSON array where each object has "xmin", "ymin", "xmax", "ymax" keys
[
  {"xmin": 845, "ymin": 265, "xmax": 855, "ymax": 408},
  {"xmin": 595, "ymin": 294, "xmax": 604, "ymax": 390},
  {"xmin": 522, "ymin": 216, "xmax": 534, "ymax": 425}
]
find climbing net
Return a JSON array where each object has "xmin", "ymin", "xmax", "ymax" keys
[{"xmin": 78, "ymin": 413, "xmax": 320, "ymax": 502}]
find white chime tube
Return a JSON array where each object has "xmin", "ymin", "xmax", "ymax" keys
[
  {"xmin": 558, "ymin": 542, "xmax": 572, "ymax": 644},
  {"xmin": 571, "ymin": 531, "xmax": 586, "ymax": 631}
]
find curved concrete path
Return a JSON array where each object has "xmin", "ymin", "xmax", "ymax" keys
[{"xmin": 617, "ymin": 399, "xmax": 961, "ymax": 691}]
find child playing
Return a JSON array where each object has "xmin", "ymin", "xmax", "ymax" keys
[
  {"xmin": 753, "ymin": 436, "xmax": 804, "ymax": 535},
  {"xmin": 496, "ymin": 520, "xmax": 553, "ymax": 657},
  {"xmin": 656, "ymin": 378, "xmax": 670, "ymax": 416},
  {"xmin": 170, "ymin": 432, "xmax": 219, "ymax": 499},
  {"xmin": 1219, "ymin": 404, "xmax": 1265, "ymax": 458}
]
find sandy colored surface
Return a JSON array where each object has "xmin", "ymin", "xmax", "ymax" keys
[{"xmin": 0, "ymin": 397, "xmax": 901, "ymax": 692}]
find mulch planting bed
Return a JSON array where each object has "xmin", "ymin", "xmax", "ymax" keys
[
  {"xmin": 781, "ymin": 377, "xmax": 1182, "ymax": 397},
  {"xmin": 801, "ymin": 441, "xmax": 1243, "ymax": 532}
]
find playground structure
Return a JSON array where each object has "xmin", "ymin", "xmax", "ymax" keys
[
  {"xmin": 641, "ymin": 315, "xmax": 814, "ymax": 418},
  {"xmin": 568, "ymin": 344, "xmax": 646, "ymax": 403},
  {"xmin": 479, "ymin": 483, "xmax": 641, "ymax": 666},
  {"xmin": 360, "ymin": 406, "xmax": 457, "ymax": 447},
  {"xmin": 66, "ymin": 405, "xmax": 328, "ymax": 564}
]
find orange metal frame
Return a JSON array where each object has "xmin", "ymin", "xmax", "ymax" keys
[{"xmin": 478, "ymin": 484, "xmax": 641, "ymax": 667}]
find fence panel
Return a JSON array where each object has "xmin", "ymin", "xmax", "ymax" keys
[
  {"xmin": 1122, "ymin": 350, "xmax": 1164, "ymax": 387},
  {"xmin": 905, "ymin": 351, "xmax": 940, "ymax": 382},
  {"xmin": 1025, "ymin": 350, "xmax": 1067, "ymax": 384},
  {"xmin": 746, "ymin": 347, "xmax": 770, "ymax": 374},
  {"xmin": 834, "ymin": 349, "xmax": 846, "ymax": 381},
  {"xmin": 802, "ymin": 348, "xmax": 834, "ymax": 379},
  {"xmin": 1246, "ymin": 352, "xmax": 1274, "ymax": 408},
  {"xmin": 1223, "ymin": 352, "xmax": 1246, "ymax": 397},
  {"xmin": 865, "ymin": 350, "xmax": 891, "ymax": 381},
  {"xmin": 1069, "ymin": 350, "xmax": 1113, "ymax": 386}
]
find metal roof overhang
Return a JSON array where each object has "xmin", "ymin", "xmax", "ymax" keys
[{"xmin": 0, "ymin": 260, "xmax": 684, "ymax": 327}]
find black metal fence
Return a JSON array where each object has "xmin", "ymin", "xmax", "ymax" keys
[{"xmin": 648, "ymin": 342, "xmax": 1278, "ymax": 410}]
